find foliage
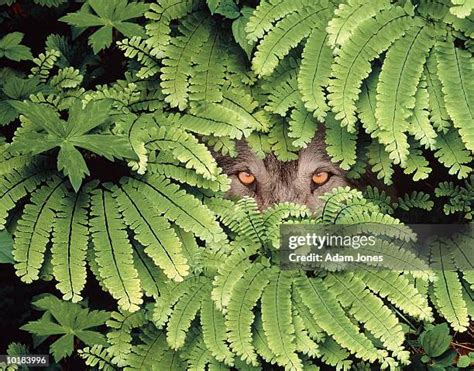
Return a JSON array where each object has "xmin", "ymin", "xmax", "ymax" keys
[
  {"xmin": 0, "ymin": 32, "xmax": 32, "ymax": 61},
  {"xmin": 0, "ymin": 0, "xmax": 473, "ymax": 369},
  {"xmin": 21, "ymin": 294, "xmax": 110, "ymax": 362},
  {"xmin": 60, "ymin": 0, "xmax": 148, "ymax": 53}
]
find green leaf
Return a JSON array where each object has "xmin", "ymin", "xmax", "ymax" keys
[
  {"xmin": 457, "ymin": 355, "xmax": 473, "ymax": 368},
  {"xmin": 298, "ymin": 28, "xmax": 333, "ymax": 121},
  {"xmin": 90, "ymin": 188, "xmax": 143, "ymax": 312},
  {"xmin": 328, "ymin": 7, "xmax": 418, "ymax": 131},
  {"xmin": 214, "ymin": 0, "xmax": 240, "ymax": 19},
  {"xmin": 435, "ymin": 129, "xmax": 472, "ymax": 179},
  {"xmin": 419, "ymin": 323, "xmax": 452, "ymax": 358},
  {"xmin": 288, "ymin": 102, "xmax": 318, "ymax": 149},
  {"xmin": 113, "ymin": 181, "xmax": 190, "ymax": 282},
  {"xmin": 436, "ymin": 39, "xmax": 474, "ymax": 152},
  {"xmin": 21, "ymin": 294, "xmax": 109, "ymax": 362},
  {"xmin": 52, "ymin": 186, "xmax": 91, "ymax": 302},
  {"xmin": 14, "ymin": 178, "xmax": 66, "ymax": 283},
  {"xmin": 0, "ymin": 230, "xmax": 14, "ymax": 264},
  {"xmin": 60, "ymin": 0, "xmax": 148, "ymax": 53},
  {"xmin": 261, "ymin": 271, "xmax": 302, "ymax": 370},
  {"xmin": 57, "ymin": 143, "xmax": 89, "ymax": 192},
  {"xmin": 324, "ymin": 113, "xmax": 357, "ymax": 170},
  {"xmin": 232, "ymin": 7, "xmax": 255, "ymax": 59},
  {"xmin": 0, "ymin": 32, "xmax": 33, "ymax": 61},
  {"xmin": 251, "ymin": 3, "xmax": 330, "ymax": 77},
  {"xmin": 226, "ymin": 263, "xmax": 269, "ymax": 365},
  {"xmin": 376, "ymin": 25, "xmax": 434, "ymax": 165}
]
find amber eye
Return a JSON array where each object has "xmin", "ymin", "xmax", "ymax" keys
[
  {"xmin": 312, "ymin": 171, "xmax": 330, "ymax": 186},
  {"xmin": 237, "ymin": 171, "xmax": 256, "ymax": 186}
]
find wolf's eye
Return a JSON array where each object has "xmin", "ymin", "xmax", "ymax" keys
[
  {"xmin": 237, "ymin": 171, "xmax": 256, "ymax": 186},
  {"xmin": 312, "ymin": 171, "xmax": 330, "ymax": 186}
]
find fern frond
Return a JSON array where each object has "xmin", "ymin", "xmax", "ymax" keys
[
  {"xmin": 51, "ymin": 185, "xmax": 90, "ymax": 302},
  {"xmin": 113, "ymin": 182, "xmax": 189, "ymax": 282},
  {"xmin": 90, "ymin": 188, "xmax": 143, "ymax": 312},
  {"xmin": 450, "ymin": 0, "xmax": 474, "ymax": 18},
  {"xmin": 204, "ymin": 135, "xmax": 237, "ymax": 157},
  {"xmin": 132, "ymin": 242, "xmax": 167, "ymax": 299},
  {"xmin": 166, "ymin": 277, "xmax": 211, "ymax": 349},
  {"xmin": 324, "ymin": 113, "xmax": 357, "ymax": 170},
  {"xmin": 130, "ymin": 175, "xmax": 226, "ymax": 243},
  {"xmin": 317, "ymin": 186, "xmax": 376, "ymax": 224},
  {"xmin": 298, "ymin": 28, "xmax": 332, "ymax": 120},
  {"xmin": 402, "ymin": 147, "xmax": 432, "ymax": 181},
  {"xmin": 107, "ymin": 310, "xmax": 147, "ymax": 367},
  {"xmin": 83, "ymin": 82, "xmax": 140, "ymax": 111},
  {"xmin": 376, "ymin": 25, "xmax": 434, "ymax": 165},
  {"xmin": 434, "ymin": 129, "xmax": 472, "ymax": 179},
  {"xmin": 226, "ymin": 263, "xmax": 270, "ymax": 366},
  {"xmin": 189, "ymin": 32, "xmax": 226, "ymax": 103},
  {"xmin": 117, "ymin": 37, "xmax": 160, "ymax": 79},
  {"xmin": 211, "ymin": 245, "xmax": 255, "ymax": 311},
  {"xmin": 50, "ymin": 67, "xmax": 83, "ymax": 89},
  {"xmin": 408, "ymin": 80, "xmax": 438, "ymax": 150},
  {"xmin": 293, "ymin": 309, "xmax": 319, "ymax": 357},
  {"xmin": 363, "ymin": 186, "xmax": 394, "ymax": 214},
  {"xmin": 367, "ymin": 141, "xmax": 394, "ymax": 185},
  {"xmin": 125, "ymin": 324, "xmax": 169, "ymax": 370},
  {"xmin": 252, "ymin": 4, "xmax": 330, "ymax": 77},
  {"xmin": 221, "ymin": 86, "xmax": 271, "ymax": 133},
  {"xmin": 174, "ymin": 226, "xmax": 203, "ymax": 275},
  {"xmin": 145, "ymin": 0, "xmax": 198, "ymax": 58},
  {"xmin": 245, "ymin": 0, "xmax": 304, "ymax": 42},
  {"xmin": 435, "ymin": 177, "xmax": 473, "ymax": 219},
  {"xmin": 148, "ymin": 158, "xmax": 230, "ymax": 193},
  {"xmin": 435, "ymin": 39, "xmax": 474, "ymax": 152},
  {"xmin": 0, "ymin": 164, "xmax": 51, "ymax": 229},
  {"xmin": 174, "ymin": 103, "xmax": 255, "ymax": 139},
  {"xmin": 295, "ymin": 276, "xmax": 379, "ymax": 362},
  {"xmin": 431, "ymin": 240, "xmax": 469, "ymax": 332},
  {"xmin": 395, "ymin": 191, "xmax": 434, "ymax": 211},
  {"xmin": 152, "ymin": 277, "xmax": 194, "ymax": 328},
  {"xmin": 262, "ymin": 202, "xmax": 310, "ymax": 248},
  {"xmin": 357, "ymin": 67, "xmax": 380, "ymax": 137},
  {"xmin": 79, "ymin": 345, "xmax": 115, "ymax": 371},
  {"xmin": 246, "ymin": 132, "xmax": 272, "ymax": 160},
  {"xmin": 201, "ymin": 296, "xmax": 234, "ymax": 366},
  {"xmin": 231, "ymin": 197, "xmax": 266, "ymax": 246},
  {"xmin": 364, "ymin": 271, "xmax": 434, "ymax": 321},
  {"xmin": 424, "ymin": 53, "xmax": 451, "ymax": 132},
  {"xmin": 160, "ymin": 12, "xmax": 211, "ymax": 110},
  {"xmin": 268, "ymin": 120, "xmax": 298, "ymax": 161},
  {"xmin": 328, "ymin": 7, "xmax": 419, "ymax": 131},
  {"xmin": 263, "ymin": 66, "xmax": 300, "ymax": 116},
  {"xmin": 182, "ymin": 333, "xmax": 213, "ymax": 371},
  {"xmin": 325, "ymin": 272, "xmax": 405, "ymax": 355},
  {"xmin": 292, "ymin": 290, "xmax": 325, "ymax": 343},
  {"xmin": 30, "ymin": 49, "xmax": 60, "ymax": 81},
  {"xmin": 261, "ymin": 270, "xmax": 302, "ymax": 370},
  {"xmin": 288, "ymin": 102, "xmax": 318, "ymax": 149},
  {"xmin": 253, "ymin": 312, "xmax": 277, "ymax": 364},
  {"xmin": 14, "ymin": 177, "xmax": 66, "ymax": 283},
  {"xmin": 327, "ymin": 0, "xmax": 391, "ymax": 50},
  {"xmin": 318, "ymin": 338, "xmax": 352, "ymax": 370}
]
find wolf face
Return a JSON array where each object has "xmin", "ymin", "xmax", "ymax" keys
[{"xmin": 214, "ymin": 134, "xmax": 351, "ymax": 212}]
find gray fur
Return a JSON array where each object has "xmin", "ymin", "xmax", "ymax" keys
[{"xmin": 214, "ymin": 133, "xmax": 351, "ymax": 212}]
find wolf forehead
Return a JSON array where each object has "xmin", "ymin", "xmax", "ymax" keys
[
  {"xmin": 213, "ymin": 135, "xmax": 351, "ymax": 210},
  {"xmin": 216, "ymin": 135, "xmax": 346, "ymax": 179}
]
